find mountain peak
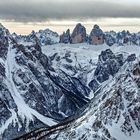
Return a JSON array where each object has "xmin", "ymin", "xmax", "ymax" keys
[
  {"xmin": 0, "ymin": 23, "xmax": 5, "ymax": 29},
  {"xmin": 60, "ymin": 29, "xmax": 71, "ymax": 44},
  {"xmin": 71, "ymin": 23, "xmax": 87, "ymax": 43},
  {"xmin": 93, "ymin": 24, "xmax": 100, "ymax": 29},
  {"xmin": 89, "ymin": 24, "xmax": 104, "ymax": 45}
]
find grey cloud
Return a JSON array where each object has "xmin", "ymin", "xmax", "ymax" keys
[{"xmin": 0, "ymin": 0, "xmax": 140, "ymax": 22}]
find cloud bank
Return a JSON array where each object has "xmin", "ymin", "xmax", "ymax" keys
[{"xmin": 0, "ymin": 0, "xmax": 140, "ymax": 22}]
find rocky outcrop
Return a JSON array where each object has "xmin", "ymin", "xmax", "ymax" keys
[
  {"xmin": 0, "ymin": 24, "xmax": 11, "ymax": 59},
  {"xmin": 89, "ymin": 24, "xmax": 104, "ymax": 45},
  {"xmin": 60, "ymin": 29, "xmax": 71, "ymax": 44},
  {"xmin": 133, "ymin": 67, "xmax": 140, "ymax": 76},
  {"xmin": 126, "ymin": 54, "xmax": 136, "ymax": 62},
  {"xmin": 71, "ymin": 23, "xmax": 87, "ymax": 44},
  {"xmin": 89, "ymin": 49, "xmax": 124, "ymax": 92},
  {"xmin": 105, "ymin": 34, "xmax": 116, "ymax": 46},
  {"xmin": 94, "ymin": 49, "xmax": 123, "ymax": 83}
]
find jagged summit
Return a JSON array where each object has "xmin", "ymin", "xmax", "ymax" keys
[
  {"xmin": 89, "ymin": 24, "xmax": 104, "ymax": 45},
  {"xmin": 0, "ymin": 22, "xmax": 140, "ymax": 46},
  {"xmin": 60, "ymin": 29, "xmax": 71, "ymax": 44},
  {"xmin": 94, "ymin": 24, "xmax": 100, "ymax": 29},
  {"xmin": 0, "ymin": 23, "xmax": 10, "ymax": 36},
  {"xmin": 90, "ymin": 24, "xmax": 103, "ymax": 37},
  {"xmin": 71, "ymin": 23, "xmax": 87, "ymax": 43},
  {"xmin": 0, "ymin": 23, "xmax": 5, "ymax": 29}
]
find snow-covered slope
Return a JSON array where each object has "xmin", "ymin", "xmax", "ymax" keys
[{"xmin": 20, "ymin": 53, "xmax": 140, "ymax": 140}]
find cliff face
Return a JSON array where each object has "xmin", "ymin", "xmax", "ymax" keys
[
  {"xmin": 60, "ymin": 29, "xmax": 71, "ymax": 44},
  {"xmin": 71, "ymin": 23, "xmax": 87, "ymax": 44},
  {"xmin": 89, "ymin": 24, "xmax": 104, "ymax": 45}
]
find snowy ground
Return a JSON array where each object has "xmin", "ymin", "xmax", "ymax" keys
[
  {"xmin": 42, "ymin": 43, "xmax": 140, "ymax": 61},
  {"xmin": 42, "ymin": 43, "xmax": 140, "ymax": 99}
]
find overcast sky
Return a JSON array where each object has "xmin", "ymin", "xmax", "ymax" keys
[
  {"xmin": 0, "ymin": 0, "xmax": 140, "ymax": 34},
  {"xmin": 0, "ymin": 0, "xmax": 140, "ymax": 21}
]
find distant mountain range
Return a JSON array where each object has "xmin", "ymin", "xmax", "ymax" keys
[
  {"xmin": 0, "ymin": 23, "xmax": 140, "ymax": 140},
  {"xmin": 11, "ymin": 23, "xmax": 140, "ymax": 47}
]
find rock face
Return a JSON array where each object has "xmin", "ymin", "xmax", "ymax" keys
[
  {"xmin": 0, "ymin": 24, "xmax": 10, "ymax": 59},
  {"xmin": 60, "ymin": 29, "xmax": 71, "ymax": 44},
  {"xmin": 89, "ymin": 24, "xmax": 104, "ymax": 45},
  {"xmin": 126, "ymin": 54, "xmax": 136, "ymax": 62},
  {"xmin": 71, "ymin": 23, "xmax": 87, "ymax": 44},
  {"xmin": 105, "ymin": 33, "xmax": 116, "ymax": 46},
  {"xmin": 94, "ymin": 49, "xmax": 123, "ymax": 83},
  {"xmin": 89, "ymin": 49, "xmax": 123, "ymax": 92}
]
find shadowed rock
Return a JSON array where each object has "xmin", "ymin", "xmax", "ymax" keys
[{"xmin": 60, "ymin": 29, "xmax": 71, "ymax": 44}]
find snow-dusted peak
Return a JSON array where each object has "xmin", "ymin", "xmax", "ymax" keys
[
  {"xmin": 0, "ymin": 23, "xmax": 11, "ymax": 37},
  {"xmin": 35, "ymin": 28, "xmax": 59, "ymax": 45},
  {"xmin": 0, "ymin": 23, "xmax": 5, "ymax": 29}
]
